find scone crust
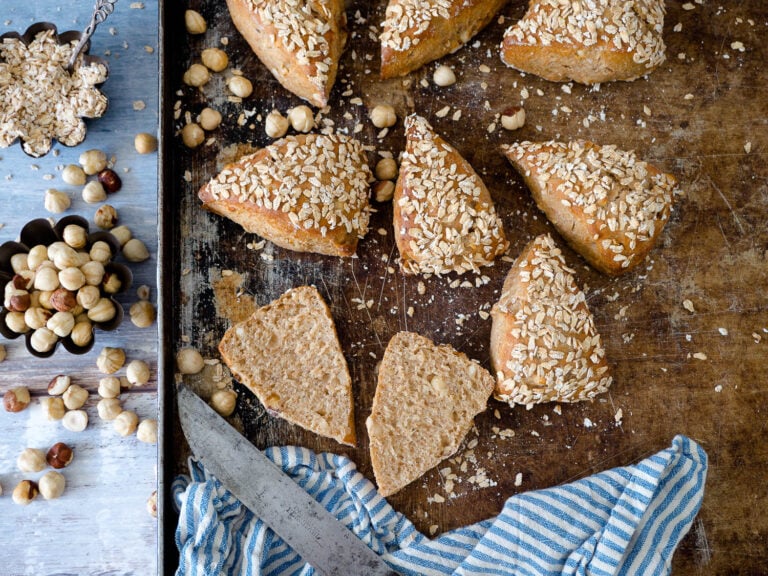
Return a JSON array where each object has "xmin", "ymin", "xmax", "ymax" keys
[
  {"xmin": 199, "ymin": 133, "xmax": 372, "ymax": 257},
  {"xmin": 500, "ymin": 0, "xmax": 667, "ymax": 84},
  {"xmin": 226, "ymin": 0, "xmax": 347, "ymax": 106},
  {"xmin": 380, "ymin": 0, "xmax": 508, "ymax": 78},
  {"xmin": 490, "ymin": 234, "xmax": 612, "ymax": 407},
  {"xmin": 393, "ymin": 114, "xmax": 508, "ymax": 275},
  {"xmin": 503, "ymin": 139, "xmax": 677, "ymax": 275}
]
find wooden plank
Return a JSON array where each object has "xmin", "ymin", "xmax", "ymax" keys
[{"xmin": 165, "ymin": 1, "xmax": 768, "ymax": 574}]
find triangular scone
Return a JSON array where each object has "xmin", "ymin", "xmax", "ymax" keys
[
  {"xmin": 394, "ymin": 115, "xmax": 509, "ymax": 275},
  {"xmin": 367, "ymin": 332, "xmax": 494, "ymax": 496},
  {"xmin": 503, "ymin": 140, "xmax": 677, "ymax": 275},
  {"xmin": 219, "ymin": 286, "xmax": 356, "ymax": 446},
  {"xmin": 500, "ymin": 0, "xmax": 667, "ymax": 84},
  {"xmin": 490, "ymin": 234, "xmax": 612, "ymax": 408},
  {"xmin": 380, "ymin": 0, "xmax": 508, "ymax": 79},
  {"xmin": 225, "ymin": 0, "xmax": 347, "ymax": 106},
  {"xmin": 199, "ymin": 133, "xmax": 372, "ymax": 257}
]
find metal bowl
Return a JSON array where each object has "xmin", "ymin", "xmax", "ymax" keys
[
  {"xmin": 0, "ymin": 216, "xmax": 131, "ymax": 358},
  {"xmin": 0, "ymin": 22, "xmax": 110, "ymax": 158}
]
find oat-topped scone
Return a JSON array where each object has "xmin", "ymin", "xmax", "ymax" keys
[
  {"xmin": 225, "ymin": 0, "xmax": 347, "ymax": 106},
  {"xmin": 198, "ymin": 133, "xmax": 372, "ymax": 257},
  {"xmin": 500, "ymin": 0, "xmax": 667, "ymax": 84},
  {"xmin": 394, "ymin": 114, "xmax": 508, "ymax": 275},
  {"xmin": 503, "ymin": 139, "xmax": 678, "ymax": 275},
  {"xmin": 380, "ymin": 0, "xmax": 508, "ymax": 79},
  {"xmin": 490, "ymin": 234, "xmax": 612, "ymax": 408}
]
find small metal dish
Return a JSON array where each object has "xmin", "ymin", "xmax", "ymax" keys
[
  {"xmin": 0, "ymin": 216, "xmax": 131, "ymax": 358},
  {"xmin": 0, "ymin": 22, "xmax": 110, "ymax": 158}
]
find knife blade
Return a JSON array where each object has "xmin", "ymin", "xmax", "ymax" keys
[{"xmin": 176, "ymin": 385, "xmax": 400, "ymax": 576}]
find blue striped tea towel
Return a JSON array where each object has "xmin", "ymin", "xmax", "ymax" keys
[{"xmin": 172, "ymin": 435, "xmax": 707, "ymax": 576}]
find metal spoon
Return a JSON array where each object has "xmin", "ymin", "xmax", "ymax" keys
[{"xmin": 66, "ymin": 0, "xmax": 119, "ymax": 73}]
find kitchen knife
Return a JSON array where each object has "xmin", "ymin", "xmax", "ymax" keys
[{"xmin": 176, "ymin": 385, "xmax": 400, "ymax": 576}]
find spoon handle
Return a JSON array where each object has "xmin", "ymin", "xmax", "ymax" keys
[{"xmin": 67, "ymin": 0, "xmax": 119, "ymax": 73}]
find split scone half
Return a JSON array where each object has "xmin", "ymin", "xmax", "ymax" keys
[
  {"xmin": 367, "ymin": 331, "xmax": 495, "ymax": 496},
  {"xmin": 199, "ymin": 133, "xmax": 372, "ymax": 257},
  {"xmin": 219, "ymin": 285, "xmax": 356, "ymax": 446},
  {"xmin": 500, "ymin": 0, "xmax": 667, "ymax": 84},
  {"xmin": 503, "ymin": 139, "xmax": 678, "ymax": 275},
  {"xmin": 394, "ymin": 114, "xmax": 509, "ymax": 275},
  {"xmin": 380, "ymin": 0, "xmax": 508, "ymax": 78},
  {"xmin": 490, "ymin": 234, "xmax": 612, "ymax": 408},
  {"xmin": 225, "ymin": 0, "xmax": 347, "ymax": 106}
]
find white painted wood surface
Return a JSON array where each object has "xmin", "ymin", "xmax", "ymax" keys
[{"xmin": 0, "ymin": 2, "xmax": 159, "ymax": 574}]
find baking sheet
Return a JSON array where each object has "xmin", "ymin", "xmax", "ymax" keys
[{"xmin": 159, "ymin": 1, "xmax": 768, "ymax": 573}]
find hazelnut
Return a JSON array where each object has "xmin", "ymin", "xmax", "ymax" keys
[
  {"xmin": 37, "ymin": 290, "xmax": 55, "ymax": 310},
  {"xmin": 4, "ymin": 386, "xmax": 31, "ymax": 412},
  {"xmin": 5, "ymin": 288, "xmax": 31, "ymax": 312},
  {"xmin": 63, "ymin": 383, "xmax": 89, "ymax": 410},
  {"xmin": 38, "ymin": 471, "xmax": 66, "ymax": 500},
  {"xmin": 59, "ymin": 267, "xmax": 86, "ymax": 291},
  {"xmin": 98, "ymin": 169, "xmax": 123, "ymax": 194},
  {"xmin": 102, "ymin": 271, "xmax": 122, "ymax": 294},
  {"xmin": 183, "ymin": 63, "xmax": 210, "ymax": 88},
  {"xmin": 181, "ymin": 122, "xmax": 205, "ymax": 148},
  {"xmin": 82, "ymin": 180, "xmax": 107, "ymax": 204},
  {"xmin": 13, "ymin": 272, "xmax": 34, "ymax": 290},
  {"xmin": 96, "ymin": 346, "xmax": 126, "ymax": 374},
  {"xmin": 114, "ymin": 410, "xmax": 139, "ymax": 437},
  {"xmin": 79, "ymin": 149, "xmax": 108, "ymax": 175},
  {"xmin": 135, "ymin": 132, "xmax": 158, "ymax": 154},
  {"xmin": 70, "ymin": 321, "xmax": 93, "ymax": 347},
  {"xmin": 126, "ymin": 359, "xmax": 151, "ymax": 386},
  {"xmin": 50, "ymin": 288, "xmax": 77, "ymax": 312},
  {"xmin": 176, "ymin": 347, "xmax": 205, "ymax": 375},
  {"xmin": 136, "ymin": 285, "xmax": 151, "ymax": 301},
  {"xmin": 80, "ymin": 261, "xmax": 106, "ymax": 286},
  {"xmin": 44, "ymin": 188, "xmax": 71, "ymax": 214},
  {"xmin": 62, "ymin": 409, "xmax": 89, "ymax": 432},
  {"xmin": 147, "ymin": 490, "xmax": 158, "ymax": 517},
  {"xmin": 52, "ymin": 245, "xmax": 81, "ymax": 270},
  {"xmin": 287, "ymin": 105, "xmax": 315, "ymax": 133},
  {"xmin": 110, "ymin": 225, "xmax": 132, "ymax": 246},
  {"xmin": 46, "ymin": 442, "xmax": 74, "ymax": 469},
  {"xmin": 62, "ymin": 224, "xmax": 88, "ymax": 249},
  {"xmin": 501, "ymin": 106, "xmax": 526, "ymax": 131},
  {"xmin": 4, "ymin": 311, "xmax": 29, "ymax": 334},
  {"xmin": 433, "ymin": 65, "xmax": 457, "ymax": 87},
  {"xmin": 265, "ymin": 109, "xmax": 289, "ymax": 139},
  {"xmin": 47, "ymin": 311, "xmax": 75, "ymax": 337},
  {"xmin": 198, "ymin": 107, "xmax": 222, "ymax": 131},
  {"xmin": 27, "ymin": 245, "xmax": 49, "ymax": 270},
  {"xmin": 375, "ymin": 158, "xmax": 398, "ymax": 181},
  {"xmin": 201, "ymin": 48, "xmax": 228, "ymax": 72},
  {"xmin": 76, "ymin": 285, "xmax": 101, "ymax": 310},
  {"xmin": 97, "ymin": 397, "xmax": 123, "ymax": 421},
  {"xmin": 211, "ymin": 389, "xmax": 237, "ymax": 417},
  {"xmin": 89, "ymin": 241, "xmax": 113, "ymax": 264},
  {"xmin": 47, "ymin": 241, "xmax": 69, "ymax": 261},
  {"xmin": 129, "ymin": 299, "xmax": 156, "ymax": 328},
  {"xmin": 10, "ymin": 253, "xmax": 29, "ymax": 273},
  {"xmin": 98, "ymin": 376, "xmax": 121, "ymax": 399},
  {"xmin": 185, "ymin": 9, "xmax": 207, "ymax": 34},
  {"xmin": 62, "ymin": 164, "xmax": 87, "ymax": 186},
  {"xmin": 369, "ymin": 104, "xmax": 397, "ymax": 128},
  {"xmin": 17, "ymin": 448, "xmax": 47, "ymax": 473},
  {"xmin": 40, "ymin": 397, "xmax": 66, "ymax": 421},
  {"xmin": 30, "ymin": 327, "xmax": 58, "ymax": 353},
  {"xmin": 123, "ymin": 238, "xmax": 150, "ymax": 262},
  {"xmin": 137, "ymin": 418, "xmax": 158, "ymax": 444},
  {"xmin": 12, "ymin": 480, "xmax": 39, "ymax": 506},
  {"xmin": 87, "ymin": 298, "xmax": 116, "ymax": 323},
  {"xmin": 227, "ymin": 75, "xmax": 253, "ymax": 98},
  {"xmin": 34, "ymin": 266, "xmax": 60, "ymax": 292},
  {"xmin": 48, "ymin": 374, "xmax": 72, "ymax": 395},
  {"xmin": 373, "ymin": 180, "xmax": 395, "ymax": 203}
]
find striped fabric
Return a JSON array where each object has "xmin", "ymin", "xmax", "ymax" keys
[{"xmin": 172, "ymin": 435, "xmax": 707, "ymax": 576}]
